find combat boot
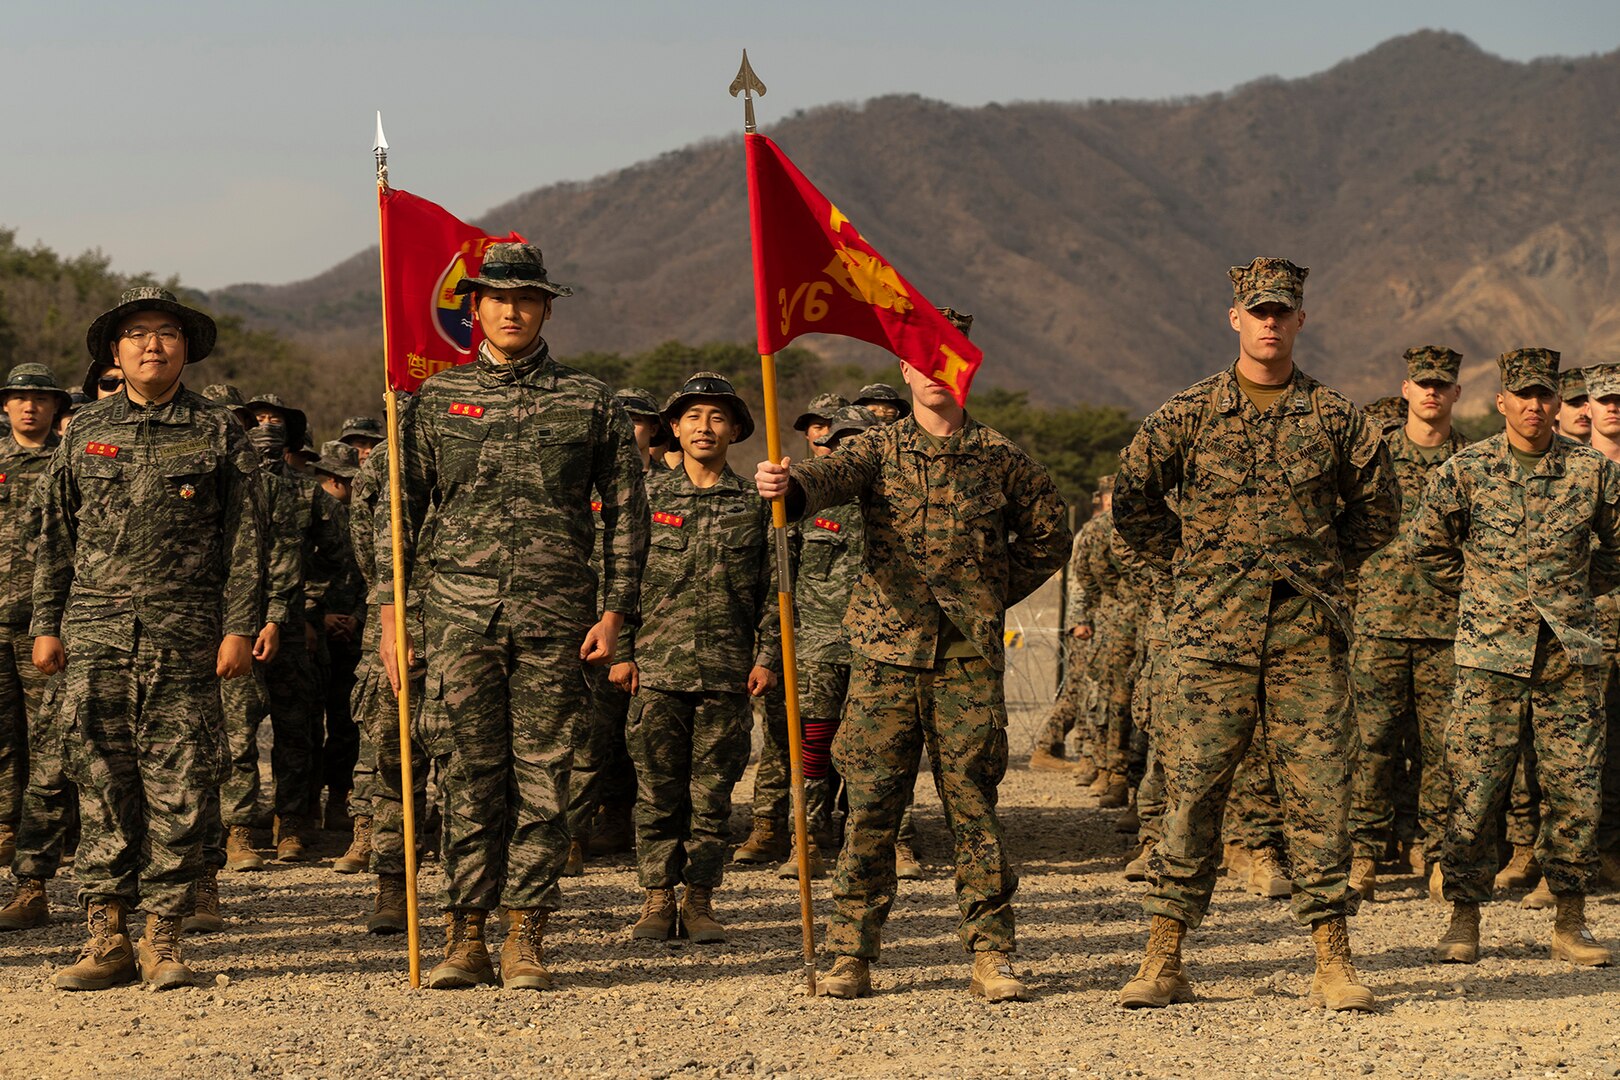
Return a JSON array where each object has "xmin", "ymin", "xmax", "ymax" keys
[
  {"xmin": 1308, "ymin": 916, "xmax": 1376, "ymax": 1012},
  {"xmin": 332, "ymin": 816, "xmax": 372, "ymax": 874},
  {"xmin": 136, "ymin": 914, "xmax": 202, "ymax": 990},
  {"xmin": 1349, "ymin": 856, "xmax": 1378, "ymax": 903},
  {"xmin": 426, "ymin": 909, "xmax": 497, "ymax": 989},
  {"xmin": 1115, "ymin": 794, "xmax": 1140, "ymax": 833},
  {"xmin": 817, "ymin": 955, "xmax": 872, "ymax": 998},
  {"xmin": 1098, "ymin": 774, "xmax": 1130, "ymax": 809},
  {"xmin": 1072, "ymin": 754, "xmax": 1100, "ymax": 787},
  {"xmin": 776, "ymin": 834, "xmax": 826, "ymax": 880},
  {"xmin": 182, "ymin": 871, "xmax": 225, "ymax": 934},
  {"xmin": 679, "ymin": 886, "xmax": 727, "ymax": 944},
  {"xmin": 731, "ymin": 817, "xmax": 788, "ymax": 864},
  {"xmin": 0, "ymin": 876, "xmax": 49, "ymax": 930},
  {"xmin": 55, "ymin": 899, "xmax": 137, "ymax": 991},
  {"xmin": 499, "ymin": 909, "xmax": 554, "ymax": 990},
  {"xmin": 1028, "ymin": 745, "xmax": 1074, "ymax": 772},
  {"xmin": 1087, "ymin": 770, "xmax": 1112, "ymax": 797},
  {"xmin": 368, "ymin": 874, "xmax": 408, "ymax": 934},
  {"xmin": 1123, "ymin": 841, "xmax": 1154, "ymax": 883},
  {"xmin": 1222, "ymin": 841, "xmax": 1251, "ymax": 879},
  {"xmin": 225, "ymin": 825, "xmax": 265, "ymax": 872},
  {"xmin": 1494, "ymin": 844, "xmax": 1539, "ymax": 890},
  {"xmin": 1428, "ymin": 862, "xmax": 1445, "ymax": 904},
  {"xmin": 0, "ymin": 822, "xmax": 14, "ymax": 864},
  {"xmin": 273, "ymin": 815, "xmax": 307, "ymax": 862},
  {"xmin": 894, "ymin": 841, "xmax": 924, "ymax": 881},
  {"xmin": 1434, "ymin": 901, "xmax": 1480, "ymax": 963},
  {"xmin": 562, "ymin": 839, "xmax": 584, "ymax": 878},
  {"xmin": 631, "ymin": 887, "xmax": 678, "ymax": 940},
  {"xmin": 1600, "ymin": 851, "xmax": 1620, "ymax": 891},
  {"xmin": 1248, "ymin": 848, "xmax": 1292, "ymax": 899},
  {"xmin": 969, "ymin": 951, "xmax": 1027, "ymax": 1002},
  {"xmin": 1119, "ymin": 915, "xmax": 1192, "ymax": 1008},
  {"xmin": 1522, "ymin": 877, "xmax": 1555, "ymax": 910},
  {"xmin": 1551, "ymin": 894, "xmax": 1612, "ymax": 966}
]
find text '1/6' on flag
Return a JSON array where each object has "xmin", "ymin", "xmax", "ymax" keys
[
  {"xmin": 379, "ymin": 187, "xmax": 524, "ymax": 393},
  {"xmin": 745, "ymin": 133, "xmax": 983, "ymax": 406}
]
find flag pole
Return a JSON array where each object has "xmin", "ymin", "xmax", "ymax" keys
[
  {"xmin": 731, "ymin": 51, "xmax": 818, "ymax": 997},
  {"xmin": 374, "ymin": 112, "xmax": 423, "ymax": 988}
]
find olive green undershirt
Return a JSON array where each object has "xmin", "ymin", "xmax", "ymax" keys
[
  {"xmin": 1405, "ymin": 434, "xmax": 1450, "ymax": 465},
  {"xmin": 1509, "ymin": 442, "xmax": 1549, "ymax": 476},
  {"xmin": 1235, "ymin": 367, "xmax": 1293, "ymax": 412}
]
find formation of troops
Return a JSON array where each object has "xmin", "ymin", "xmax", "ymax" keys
[{"xmin": 0, "ymin": 243, "xmax": 1613, "ymax": 1010}]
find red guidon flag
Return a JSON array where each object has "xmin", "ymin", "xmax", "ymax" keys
[
  {"xmin": 746, "ymin": 134, "xmax": 983, "ymax": 405},
  {"xmin": 379, "ymin": 187, "xmax": 524, "ymax": 393}
]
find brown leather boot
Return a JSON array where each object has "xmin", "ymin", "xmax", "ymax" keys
[
  {"xmin": 1123, "ymin": 841, "xmax": 1154, "ymax": 883},
  {"xmin": 426, "ymin": 909, "xmax": 497, "ymax": 989},
  {"xmin": 1249, "ymin": 848, "xmax": 1292, "ymax": 899},
  {"xmin": 0, "ymin": 876, "xmax": 49, "ymax": 930},
  {"xmin": 499, "ymin": 909, "xmax": 554, "ymax": 990},
  {"xmin": 1494, "ymin": 844, "xmax": 1539, "ymax": 890},
  {"xmin": 1098, "ymin": 774, "xmax": 1131, "ymax": 809},
  {"xmin": 368, "ymin": 874, "xmax": 409, "ymax": 935},
  {"xmin": 1119, "ymin": 915, "xmax": 1192, "ymax": 1008},
  {"xmin": 1028, "ymin": 746, "xmax": 1075, "ymax": 772},
  {"xmin": 273, "ymin": 816, "xmax": 307, "ymax": 862},
  {"xmin": 0, "ymin": 822, "xmax": 15, "ymax": 865},
  {"xmin": 969, "ymin": 951, "xmax": 1027, "ymax": 1002},
  {"xmin": 1350, "ymin": 856, "xmax": 1378, "ymax": 902},
  {"xmin": 182, "ymin": 871, "xmax": 225, "ymax": 934},
  {"xmin": 1087, "ymin": 770, "xmax": 1112, "ymax": 797},
  {"xmin": 225, "ymin": 825, "xmax": 265, "ymax": 872},
  {"xmin": 1551, "ymin": 893, "xmax": 1613, "ymax": 966},
  {"xmin": 1522, "ymin": 877, "xmax": 1556, "ymax": 910},
  {"xmin": 679, "ymin": 886, "xmax": 727, "ymax": 943},
  {"xmin": 136, "ymin": 914, "xmax": 202, "ymax": 990},
  {"xmin": 1222, "ymin": 841, "xmax": 1251, "ymax": 879},
  {"xmin": 894, "ymin": 841, "xmax": 924, "ymax": 881},
  {"xmin": 631, "ymin": 887, "xmax": 678, "ymax": 940},
  {"xmin": 776, "ymin": 834, "xmax": 826, "ymax": 880},
  {"xmin": 55, "ymin": 900, "xmax": 137, "ymax": 991},
  {"xmin": 333, "ymin": 816, "xmax": 372, "ymax": 874},
  {"xmin": 1072, "ymin": 755, "xmax": 1100, "ymax": 787},
  {"xmin": 817, "ymin": 955, "xmax": 872, "ymax": 998},
  {"xmin": 731, "ymin": 818, "xmax": 788, "ymax": 864},
  {"xmin": 1115, "ymin": 796, "xmax": 1140, "ymax": 834},
  {"xmin": 1435, "ymin": 901, "xmax": 1480, "ymax": 963},
  {"xmin": 1308, "ymin": 916, "xmax": 1375, "ymax": 1012},
  {"xmin": 562, "ymin": 839, "xmax": 584, "ymax": 878}
]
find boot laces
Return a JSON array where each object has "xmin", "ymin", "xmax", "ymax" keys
[{"xmin": 149, "ymin": 916, "xmax": 182, "ymax": 960}]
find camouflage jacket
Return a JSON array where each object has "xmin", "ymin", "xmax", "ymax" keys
[
  {"xmin": 786, "ymin": 415, "xmax": 1072, "ymax": 672},
  {"xmin": 31, "ymin": 388, "xmax": 264, "ymax": 650},
  {"xmin": 262, "ymin": 468, "xmax": 348, "ymax": 638},
  {"xmin": 1410, "ymin": 433, "xmax": 1620, "ymax": 676},
  {"xmin": 623, "ymin": 464, "xmax": 779, "ymax": 693},
  {"xmin": 1114, "ymin": 364, "xmax": 1398, "ymax": 665},
  {"xmin": 1111, "ymin": 523, "xmax": 1170, "ymax": 648},
  {"xmin": 1067, "ymin": 510, "xmax": 1135, "ymax": 628},
  {"xmin": 792, "ymin": 499, "xmax": 863, "ymax": 665},
  {"xmin": 351, "ymin": 443, "xmax": 430, "ymax": 655},
  {"xmin": 378, "ymin": 342, "xmax": 650, "ymax": 640},
  {"xmin": 0, "ymin": 435, "xmax": 57, "ymax": 625},
  {"xmin": 1352, "ymin": 426, "xmax": 1468, "ymax": 641}
]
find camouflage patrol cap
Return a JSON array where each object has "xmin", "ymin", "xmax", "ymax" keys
[
  {"xmin": 1362, "ymin": 395, "xmax": 1407, "ymax": 430},
  {"xmin": 812, "ymin": 404, "xmax": 880, "ymax": 449},
  {"xmin": 309, "ymin": 440, "xmax": 361, "ymax": 481},
  {"xmin": 86, "ymin": 286, "xmax": 217, "ymax": 363},
  {"xmin": 1404, "ymin": 345, "xmax": 1462, "ymax": 384},
  {"xmin": 243, "ymin": 392, "xmax": 309, "ymax": 451},
  {"xmin": 1560, "ymin": 367, "xmax": 1589, "ymax": 402},
  {"xmin": 0, "ymin": 363, "xmax": 72, "ymax": 414},
  {"xmin": 339, "ymin": 416, "xmax": 384, "ymax": 444},
  {"xmin": 454, "ymin": 243, "xmax": 575, "ymax": 299},
  {"xmin": 1228, "ymin": 257, "xmax": 1308, "ymax": 311},
  {"xmin": 937, "ymin": 307, "xmax": 975, "ymax": 338},
  {"xmin": 663, "ymin": 371, "xmax": 755, "ymax": 442},
  {"xmin": 1497, "ymin": 348, "xmax": 1560, "ymax": 394},
  {"xmin": 792, "ymin": 392, "xmax": 850, "ymax": 432},
  {"xmin": 1583, "ymin": 363, "xmax": 1620, "ymax": 401},
  {"xmin": 853, "ymin": 382, "xmax": 912, "ymax": 420},
  {"xmin": 614, "ymin": 386, "xmax": 672, "ymax": 448},
  {"xmin": 1097, "ymin": 473, "xmax": 1116, "ymax": 495}
]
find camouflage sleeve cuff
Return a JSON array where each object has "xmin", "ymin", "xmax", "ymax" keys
[
  {"xmin": 224, "ymin": 622, "xmax": 260, "ymax": 639},
  {"xmin": 27, "ymin": 612, "xmax": 60, "ymax": 639},
  {"xmin": 265, "ymin": 601, "xmax": 292, "ymax": 626}
]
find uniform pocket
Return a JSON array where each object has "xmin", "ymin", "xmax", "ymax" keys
[{"xmin": 439, "ymin": 425, "xmax": 489, "ymax": 484}]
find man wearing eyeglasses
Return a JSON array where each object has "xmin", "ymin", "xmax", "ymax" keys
[{"xmin": 31, "ymin": 287, "xmax": 265, "ymax": 991}]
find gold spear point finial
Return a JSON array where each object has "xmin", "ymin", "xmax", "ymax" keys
[{"xmin": 729, "ymin": 49, "xmax": 767, "ymax": 134}]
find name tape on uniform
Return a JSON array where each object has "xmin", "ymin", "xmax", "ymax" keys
[
  {"xmin": 652, "ymin": 511, "xmax": 685, "ymax": 527},
  {"xmin": 448, "ymin": 403, "xmax": 486, "ymax": 418},
  {"xmin": 813, "ymin": 517, "xmax": 841, "ymax": 533},
  {"xmin": 85, "ymin": 442, "xmax": 120, "ymax": 457}
]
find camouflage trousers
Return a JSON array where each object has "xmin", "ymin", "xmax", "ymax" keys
[
  {"xmin": 569, "ymin": 665, "xmax": 635, "ymax": 843},
  {"xmin": 1096, "ymin": 613, "xmax": 1140, "ymax": 777},
  {"xmin": 1132, "ymin": 642, "xmax": 1171, "ymax": 847},
  {"xmin": 1600, "ymin": 658, "xmax": 1620, "ymax": 854},
  {"xmin": 321, "ymin": 638, "xmax": 362, "ymax": 807},
  {"xmin": 1349, "ymin": 636, "xmax": 1456, "ymax": 865},
  {"xmin": 1222, "ymin": 731, "xmax": 1285, "ymax": 853},
  {"xmin": 1441, "ymin": 631, "xmax": 1604, "ymax": 903},
  {"xmin": 63, "ymin": 627, "xmax": 223, "ymax": 916},
  {"xmin": 0, "ymin": 623, "xmax": 51, "ymax": 827},
  {"xmin": 1032, "ymin": 635, "xmax": 1090, "ymax": 751},
  {"xmin": 219, "ymin": 634, "xmax": 322, "ymax": 826},
  {"xmin": 748, "ymin": 682, "xmax": 791, "ymax": 825},
  {"xmin": 426, "ymin": 622, "xmax": 583, "ymax": 912},
  {"xmin": 11, "ymin": 671, "xmax": 77, "ymax": 881},
  {"xmin": 827, "ymin": 655, "xmax": 1014, "ymax": 960},
  {"xmin": 1146, "ymin": 594, "xmax": 1357, "ymax": 929},
  {"xmin": 352, "ymin": 655, "xmax": 430, "ymax": 877}
]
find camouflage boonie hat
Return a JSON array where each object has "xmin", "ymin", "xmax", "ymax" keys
[
  {"xmin": 339, "ymin": 416, "xmax": 384, "ymax": 443},
  {"xmin": 813, "ymin": 405, "xmax": 881, "ymax": 449},
  {"xmin": 310, "ymin": 440, "xmax": 361, "ymax": 481},
  {"xmin": 67, "ymin": 390, "xmax": 90, "ymax": 412},
  {"xmin": 1560, "ymin": 367, "xmax": 1590, "ymax": 401},
  {"xmin": 454, "ymin": 242, "xmax": 575, "ymax": 298},
  {"xmin": 243, "ymin": 392, "xmax": 309, "ymax": 452},
  {"xmin": 937, "ymin": 307, "xmax": 975, "ymax": 337},
  {"xmin": 792, "ymin": 392, "xmax": 850, "ymax": 432},
  {"xmin": 1404, "ymin": 345, "xmax": 1462, "ymax": 384},
  {"xmin": 853, "ymin": 382, "xmax": 912, "ymax": 420},
  {"xmin": 1362, "ymin": 395, "xmax": 1407, "ymax": 430},
  {"xmin": 201, "ymin": 383, "xmax": 247, "ymax": 409},
  {"xmin": 1582, "ymin": 363, "xmax": 1620, "ymax": 401},
  {"xmin": 614, "ymin": 386, "xmax": 672, "ymax": 448},
  {"xmin": 85, "ymin": 286, "xmax": 217, "ymax": 363},
  {"xmin": 1228, "ymin": 257, "xmax": 1308, "ymax": 311},
  {"xmin": 0, "ymin": 363, "xmax": 72, "ymax": 414},
  {"xmin": 663, "ymin": 371, "xmax": 755, "ymax": 442},
  {"xmin": 1497, "ymin": 348, "xmax": 1560, "ymax": 394}
]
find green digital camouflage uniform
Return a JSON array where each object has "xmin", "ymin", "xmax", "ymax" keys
[
  {"xmin": 784, "ymin": 414, "xmax": 1071, "ymax": 959},
  {"xmin": 379, "ymin": 339, "xmax": 649, "ymax": 913},
  {"xmin": 1114, "ymin": 356, "xmax": 1398, "ymax": 930},
  {"xmin": 32, "ymin": 389, "xmax": 263, "ymax": 915},
  {"xmin": 1070, "ymin": 509, "xmax": 1139, "ymax": 778},
  {"xmin": 1113, "ymin": 526, "xmax": 1172, "ymax": 846},
  {"xmin": 1032, "ymin": 527, "xmax": 1095, "ymax": 754},
  {"xmin": 623, "ymin": 465, "xmax": 778, "ymax": 889}
]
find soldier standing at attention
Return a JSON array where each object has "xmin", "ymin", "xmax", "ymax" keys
[
  {"xmin": 755, "ymin": 330, "xmax": 1072, "ymax": 1003},
  {"xmin": 1414, "ymin": 348, "xmax": 1620, "ymax": 967},
  {"xmin": 1584, "ymin": 365, "xmax": 1620, "ymax": 890},
  {"xmin": 1559, "ymin": 368, "xmax": 1592, "ymax": 444},
  {"xmin": 1113, "ymin": 258, "xmax": 1397, "ymax": 1012},
  {"xmin": 33, "ymin": 287, "xmax": 264, "ymax": 990},
  {"xmin": 1027, "ymin": 501, "xmax": 1092, "ymax": 777},
  {"xmin": 379, "ymin": 243, "xmax": 649, "ymax": 991}
]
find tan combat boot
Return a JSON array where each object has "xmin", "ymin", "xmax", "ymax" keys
[
  {"xmin": 1072, "ymin": 755, "xmax": 1100, "ymax": 787},
  {"xmin": 55, "ymin": 899, "xmax": 137, "ymax": 991},
  {"xmin": 1119, "ymin": 914, "xmax": 1192, "ymax": 1008},
  {"xmin": 1435, "ymin": 901, "xmax": 1480, "ymax": 963},
  {"xmin": 0, "ymin": 822, "xmax": 15, "ymax": 865},
  {"xmin": 368, "ymin": 874, "xmax": 409, "ymax": 935},
  {"xmin": 732, "ymin": 818, "xmax": 788, "ymax": 864},
  {"xmin": 1494, "ymin": 845, "xmax": 1539, "ymax": 890},
  {"xmin": 1522, "ymin": 877, "xmax": 1555, "ymax": 910},
  {"xmin": 1350, "ymin": 856, "xmax": 1378, "ymax": 903},
  {"xmin": 182, "ymin": 871, "xmax": 225, "ymax": 934},
  {"xmin": 499, "ymin": 909, "xmax": 554, "ymax": 990},
  {"xmin": 332, "ymin": 816, "xmax": 372, "ymax": 874},
  {"xmin": 1123, "ymin": 841, "xmax": 1154, "ymax": 883},
  {"xmin": 776, "ymin": 834, "xmax": 826, "ymax": 880},
  {"xmin": 273, "ymin": 816, "xmax": 307, "ymax": 863},
  {"xmin": 1087, "ymin": 770, "xmax": 1112, "ymax": 797},
  {"xmin": 1115, "ymin": 795, "xmax": 1140, "ymax": 834},
  {"xmin": 426, "ymin": 909, "xmax": 497, "ymax": 989},
  {"xmin": 225, "ymin": 825, "xmax": 265, "ymax": 872},
  {"xmin": 136, "ymin": 914, "xmax": 202, "ymax": 990},
  {"xmin": 817, "ymin": 955, "xmax": 872, "ymax": 998},
  {"xmin": 0, "ymin": 876, "xmax": 49, "ymax": 930},
  {"xmin": 1248, "ymin": 848, "xmax": 1292, "ymax": 899},
  {"xmin": 679, "ymin": 886, "xmax": 727, "ymax": 944},
  {"xmin": 562, "ymin": 839, "xmax": 585, "ymax": 878},
  {"xmin": 1551, "ymin": 894, "xmax": 1613, "ymax": 966},
  {"xmin": 1308, "ymin": 916, "xmax": 1376, "ymax": 1012},
  {"xmin": 1028, "ymin": 745, "xmax": 1074, "ymax": 772},
  {"xmin": 969, "ymin": 951, "xmax": 1027, "ymax": 1002},
  {"xmin": 894, "ymin": 841, "xmax": 924, "ymax": 881},
  {"xmin": 1222, "ymin": 841, "xmax": 1251, "ymax": 879},
  {"xmin": 1098, "ymin": 774, "xmax": 1131, "ymax": 809},
  {"xmin": 1428, "ymin": 862, "xmax": 1445, "ymax": 904},
  {"xmin": 631, "ymin": 887, "xmax": 678, "ymax": 940}
]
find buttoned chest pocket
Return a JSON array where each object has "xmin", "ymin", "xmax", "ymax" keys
[
  {"xmin": 1475, "ymin": 493, "xmax": 1521, "ymax": 537},
  {"xmin": 77, "ymin": 456, "xmax": 127, "ymax": 514},
  {"xmin": 720, "ymin": 505, "xmax": 765, "ymax": 585},
  {"xmin": 533, "ymin": 414, "xmax": 593, "ymax": 497},
  {"xmin": 958, "ymin": 488, "xmax": 1008, "ymax": 562},
  {"xmin": 160, "ymin": 452, "xmax": 220, "ymax": 516},
  {"xmin": 438, "ymin": 423, "xmax": 489, "ymax": 484},
  {"xmin": 799, "ymin": 528, "xmax": 843, "ymax": 580}
]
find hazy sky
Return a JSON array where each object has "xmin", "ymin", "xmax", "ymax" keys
[{"xmin": 5, "ymin": 1, "xmax": 1618, "ymax": 289}]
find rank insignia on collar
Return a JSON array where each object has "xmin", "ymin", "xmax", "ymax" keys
[
  {"xmin": 813, "ymin": 517, "xmax": 841, "ymax": 533},
  {"xmin": 86, "ymin": 442, "xmax": 119, "ymax": 457},
  {"xmin": 448, "ymin": 403, "xmax": 486, "ymax": 418},
  {"xmin": 652, "ymin": 511, "xmax": 684, "ymax": 527},
  {"xmin": 179, "ymin": 483, "xmax": 197, "ymax": 500},
  {"xmin": 591, "ymin": 500, "xmax": 603, "ymax": 512}
]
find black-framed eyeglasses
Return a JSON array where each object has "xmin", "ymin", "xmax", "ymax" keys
[
  {"xmin": 98, "ymin": 376, "xmax": 126, "ymax": 392},
  {"xmin": 120, "ymin": 326, "xmax": 182, "ymax": 346}
]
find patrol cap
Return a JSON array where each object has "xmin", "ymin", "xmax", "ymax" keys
[
  {"xmin": 243, "ymin": 392, "xmax": 309, "ymax": 452},
  {"xmin": 1560, "ymin": 367, "xmax": 1590, "ymax": 402},
  {"xmin": 0, "ymin": 363, "xmax": 72, "ymax": 414},
  {"xmin": 853, "ymin": 382, "xmax": 912, "ymax": 420},
  {"xmin": 663, "ymin": 371, "xmax": 755, "ymax": 442},
  {"xmin": 937, "ymin": 307, "xmax": 974, "ymax": 338},
  {"xmin": 1362, "ymin": 395, "xmax": 1407, "ymax": 430},
  {"xmin": 1404, "ymin": 345, "xmax": 1461, "ymax": 384},
  {"xmin": 812, "ymin": 405, "xmax": 880, "ymax": 449},
  {"xmin": 1228, "ymin": 257, "xmax": 1308, "ymax": 311},
  {"xmin": 1496, "ymin": 348, "xmax": 1560, "ymax": 394},
  {"xmin": 1097, "ymin": 473, "xmax": 1116, "ymax": 496},
  {"xmin": 309, "ymin": 440, "xmax": 361, "ymax": 481},
  {"xmin": 86, "ymin": 286, "xmax": 217, "ymax": 363},
  {"xmin": 1583, "ymin": 363, "xmax": 1620, "ymax": 401},
  {"xmin": 614, "ymin": 386, "xmax": 672, "ymax": 448},
  {"xmin": 454, "ymin": 242, "xmax": 575, "ymax": 299},
  {"xmin": 339, "ymin": 416, "xmax": 384, "ymax": 444},
  {"xmin": 792, "ymin": 392, "xmax": 849, "ymax": 432}
]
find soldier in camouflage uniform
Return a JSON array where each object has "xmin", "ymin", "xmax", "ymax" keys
[
  {"xmin": 34, "ymin": 287, "xmax": 265, "ymax": 990},
  {"xmin": 338, "ymin": 416, "xmax": 384, "ymax": 461},
  {"xmin": 852, "ymin": 383, "xmax": 910, "ymax": 426},
  {"xmin": 307, "ymin": 442, "xmax": 365, "ymax": 841},
  {"xmin": 756, "ymin": 325, "xmax": 1072, "ymax": 1002},
  {"xmin": 1027, "ymin": 497, "xmax": 1094, "ymax": 776},
  {"xmin": 1114, "ymin": 258, "xmax": 1397, "ymax": 1012},
  {"xmin": 0, "ymin": 364, "xmax": 72, "ymax": 929},
  {"xmin": 1558, "ymin": 367, "xmax": 1592, "ymax": 444},
  {"xmin": 613, "ymin": 373, "xmax": 777, "ymax": 942},
  {"xmin": 1067, "ymin": 476, "xmax": 1138, "ymax": 810},
  {"xmin": 1413, "ymin": 347, "xmax": 1619, "ymax": 967},
  {"xmin": 1581, "ymin": 365, "xmax": 1620, "ymax": 893},
  {"xmin": 379, "ymin": 243, "xmax": 649, "ymax": 991}
]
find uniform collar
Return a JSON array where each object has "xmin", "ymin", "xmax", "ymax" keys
[
  {"xmin": 477, "ymin": 338, "xmax": 554, "ymax": 388},
  {"xmin": 1494, "ymin": 431, "xmax": 1569, "ymax": 481},
  {"xmin": 107, "ymin": 386, "xmax": 196, "ymax": 426},
  {"xmin": 2, "ymin": 432, "xmax": 58, "ymax": 457},
  {"xmin": 1215, "ymin": 362, "xmax": 1316, "ymax": 416},
  {"xmin": 896, "ymin": 413, "xmax": 981, "ymax": 455},
  {"xmin": 667, "ymin": 462, "xmax": 747, "ymax": 495}
]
